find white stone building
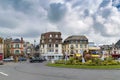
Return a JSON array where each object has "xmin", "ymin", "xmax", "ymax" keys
[{"xmin": 40, "ymin": 32, "xmax": 63, "ymax": 60}]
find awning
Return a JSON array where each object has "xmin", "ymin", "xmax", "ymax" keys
[
  {"xmin": 91, "ymin": 55, "xmax": 100, "ymax": 58},
  {"xmin": 75, "ymin": 53, "xmax": 81, "ymax": 57}
]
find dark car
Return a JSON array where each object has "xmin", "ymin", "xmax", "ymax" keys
[
  {"xmin": 18, "ymin": 57, "xmax": 27, "ymax": 61},
  {"xmin": 29, "ymin": 57, "xmax": 44, "ymax": 63}
]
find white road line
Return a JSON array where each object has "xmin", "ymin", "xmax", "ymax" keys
[{"xmin": 0, "ymin": 72, "xmax": 8, "ymax": 76}]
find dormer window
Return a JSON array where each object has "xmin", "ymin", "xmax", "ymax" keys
[
  {"xmin": 55, "ymin": 35, "xmax": 58, "ymax": 38},
  {"xmin": 50, "ymin": 34, "xmax": 52, "ymax": 37}
]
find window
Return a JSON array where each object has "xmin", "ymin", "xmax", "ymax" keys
[
  {"xmin": 55, "ymin": 44, "xmax": 58, "ymax": 47},
  {"xmin": 80, "ymin": 40, "xmax": 82, "ymax": 43},
  {"xmin": 76, "ymin": 44, "xmax": 78, "ymax": 48},
  {"xmin": 41, "ymin": 45, "xmax": 44, "ymax": 48},
  {"xmin": 49, "ymin": 39, "xmax": 52, "ymax": 42},
  {"xmin": 76, "ymin": 41, "xmax": 78, "ymax": 43},
  {"xmin": 55, "ymin": 49, "xmax": 58, "ymax": 52},
  {"xmin": 42, "ymin": 40, "xmax": 44, "ymax": 43},
  {"xmin": 55, "ymin": 40, "xmax": 58, "ymax": 43},
  {"xmin": 11, "ymin": 45, "xmax": 13, "ymax": 48},
  {"xmin": 49, "ymin": 44, "xmax": 51, "ymax": 47},
  {"xmin": 85, "ymin": 44, "xmax": 87, "ymax": 48},
  {"xmin": 55, "ymin": 35, "xmax": 58, "ymax": 38},
  {"xmin": 55, "ymin": 49, "xmax": 58, "ymax": 53},
  {"xmin": 15, "ymin": 50, "xmax": 19, "ymax": 54},
  {"xmin": 15, "ymin": 44, "xmax": 19, "ymax": 48},
  {"xmin": 70, "ymin": 45, "xmax": 74, "ymax": 49},
  {"xmin": 42, "ymin": 36, "xmax": 44, "ymax": 39},
  {"xmin": 80, "ymin": 44, "xmax": 82, "ymax": 48},
  {"xmin": 49, "ymin": 49, "xmax": 54, "ymax": 52},
  {"xmin": 50, "ymin": 34, "xmax": 52, "ymax": 37},
  {"xmin": 71, "ymin": 41, "xmax": 73, "ymax": 44},
  {"xmin": 76, "ymin": 50, "xmax": 78, "ymax": 53}
]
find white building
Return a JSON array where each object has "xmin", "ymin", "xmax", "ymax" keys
[{"xmin": 40, "ymin": 32, "xmax": 63, "ymax": 60}]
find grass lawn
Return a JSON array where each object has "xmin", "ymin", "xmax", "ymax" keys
[{"xmin": 47, "ymin": 63, "xmax": 120, "ymax": 69}]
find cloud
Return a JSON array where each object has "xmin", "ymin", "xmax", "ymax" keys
[
  {"xmin": 48, "ymin": 3, "xmax": 67, "ymax": 22},
  {"xmin": 99, "ymin": 0, "xmax": 111, "ymax": 8},
  {"xmin": 0, "ymin": 0, "xmax": 120, "ymax": 45}
]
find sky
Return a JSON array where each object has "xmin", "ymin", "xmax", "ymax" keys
[{"xmin": 0, "ymin": 0, "xmax": 120, "ymax": 45}]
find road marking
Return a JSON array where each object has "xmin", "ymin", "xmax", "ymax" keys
[{"xmin": 0, "ymin": 72, "xmax": 8, "ymax": 76}]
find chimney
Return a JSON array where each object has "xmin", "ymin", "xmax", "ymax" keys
[{"xmin": 21, "ymin": 37, "xmax": 23, "ymax": 42}]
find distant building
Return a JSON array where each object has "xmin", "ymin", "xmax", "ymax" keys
[
  {"xmin": 0, "ymin": 37, "xmax": 4, "ymax": 59},
  {"xmin": 115, "ymin": 40, "xmax": 120, "ymax": 49},
  {"xmin": 4, "ymin": 38, "xmax": 12, "ymax": 58},
  {"xmin": 24, "ymin": 42, "xmax": 34, "ymax": 56},
  {"xmin": 88, "ymin": 42, "xmax": 101, "ymax": 53},
  {"xmin": 63, "ymin": 35, "xmax": 88, "ymax": 56},
  {"xmin": 10, "ymin": 38, "xmax": 24, "ymax": 56},
  {"xmin": 40, "ymin": 32, "xmax": 63, "ymax": 60}
]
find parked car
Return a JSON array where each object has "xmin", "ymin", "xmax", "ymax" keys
[
  {"xmin": 29, "ymin": 57, "xmax": 44, "ymax": 63},
  {"xmin": 18, "ymin": 57, "xmax": 27, "ymax": 61},
  {"xmin": 3, "ymin": 58, "xmax": 14, "ymax": 62}
]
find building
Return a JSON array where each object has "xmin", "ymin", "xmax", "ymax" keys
[
  {"xmin": 40, "ymin": 32, "xmax": 63, "ymax": 60},
  {"xmin": 110, "ymin": 40, "xmax": 120, "ymax": 59},
  {"xmin": 10, "ymin": 38, "xmax": 24, "ymax": 56},
  {"xmin": 4, "ymin": 38, "xmax": 12, "ymax": 58},
  {"xmin": 88, "ymin": 42, "xmax": 101, "ymax": 54},
  {"xmin": 24, "ymin": 42, "xmax": 34, "ymax": 57},
  {"xmin": 0, "ymin": 37, "xmax": 4, "ymax": 64},
  {"xmin": 88, "ymin": 42, "xmax": 101, "ymax": 58},
  {"xmin": 63, "ymin": 35, "xmax": 88, "ymax": 56},
  {"xmin": 0, "ymin": 37, "xmax": 4, "ymax": 54}
]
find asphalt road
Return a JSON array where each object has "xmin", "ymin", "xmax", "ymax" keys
[{"xmin": 0, "ymin": 61, "xmax": 120, "ymax": 80}]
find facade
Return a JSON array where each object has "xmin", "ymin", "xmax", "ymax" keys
[
  {"xmin": 4, "ymin": 38, "xmax": 12, "ymax": 58},
  {"xmin": 10, "ymin": 38, "xmax": 24, "ymax": 56},
  {"xmin": 88, "ymin": 42, "xmax": 101, "ymax": 58},
  {"xmin": 88, "ymin": 42, "xmax": 101, "ymax": 54},
  {"xmin": 40, "ymin": 32, "xmax": 63, "ymax": 60},
  {"xmin": 63, "ymin": 35, "xmax": 88, "ymax": 56},
  {"xmin": 0, "ymin": 37, "xmax": 4, "ymax": 54},
  {"xmin": 24, "ymin": 42, "xmax": 34, "ymax": 56},
  {"xmin": 0, "ymin": 37, "xmax": 4, "ymax": 64}
]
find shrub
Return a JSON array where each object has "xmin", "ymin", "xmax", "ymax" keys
[{"xmin": 55, "ymin": 60, "xmax": 65, "ymax": 64}]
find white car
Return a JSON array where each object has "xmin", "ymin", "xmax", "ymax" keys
[{"xmin": 3, "ymin": 58, "xmax": 14, "ymax": 62}]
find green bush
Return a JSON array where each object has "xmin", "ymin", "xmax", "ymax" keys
[
  {"xmin": 55, "ymin": 60, "xmax": 65, "ymax": 64},
  {"xmin": 54, "ymin": 56, "xmax": 120, "ymax": 66}
]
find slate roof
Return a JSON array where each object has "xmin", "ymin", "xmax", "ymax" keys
[
  {"xmin": 64, "ymin": 35, "xmax": 88, "ymax": 42},
  {"xmin": 12, "ymin": 38, "xmax": 21, "ymax": 43},
  {"xmin": 115, "ymin": 40, "xmax": 120, "ymax": 48}
]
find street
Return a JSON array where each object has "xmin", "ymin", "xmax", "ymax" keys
[{"xmin": 0, "ymin": 61, "xmax": 120, "ymax": 80}]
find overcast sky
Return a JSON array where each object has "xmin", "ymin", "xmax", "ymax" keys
[{"xmin": 0, "ymin": 0, "xmax": 120, "ymax": 45}]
